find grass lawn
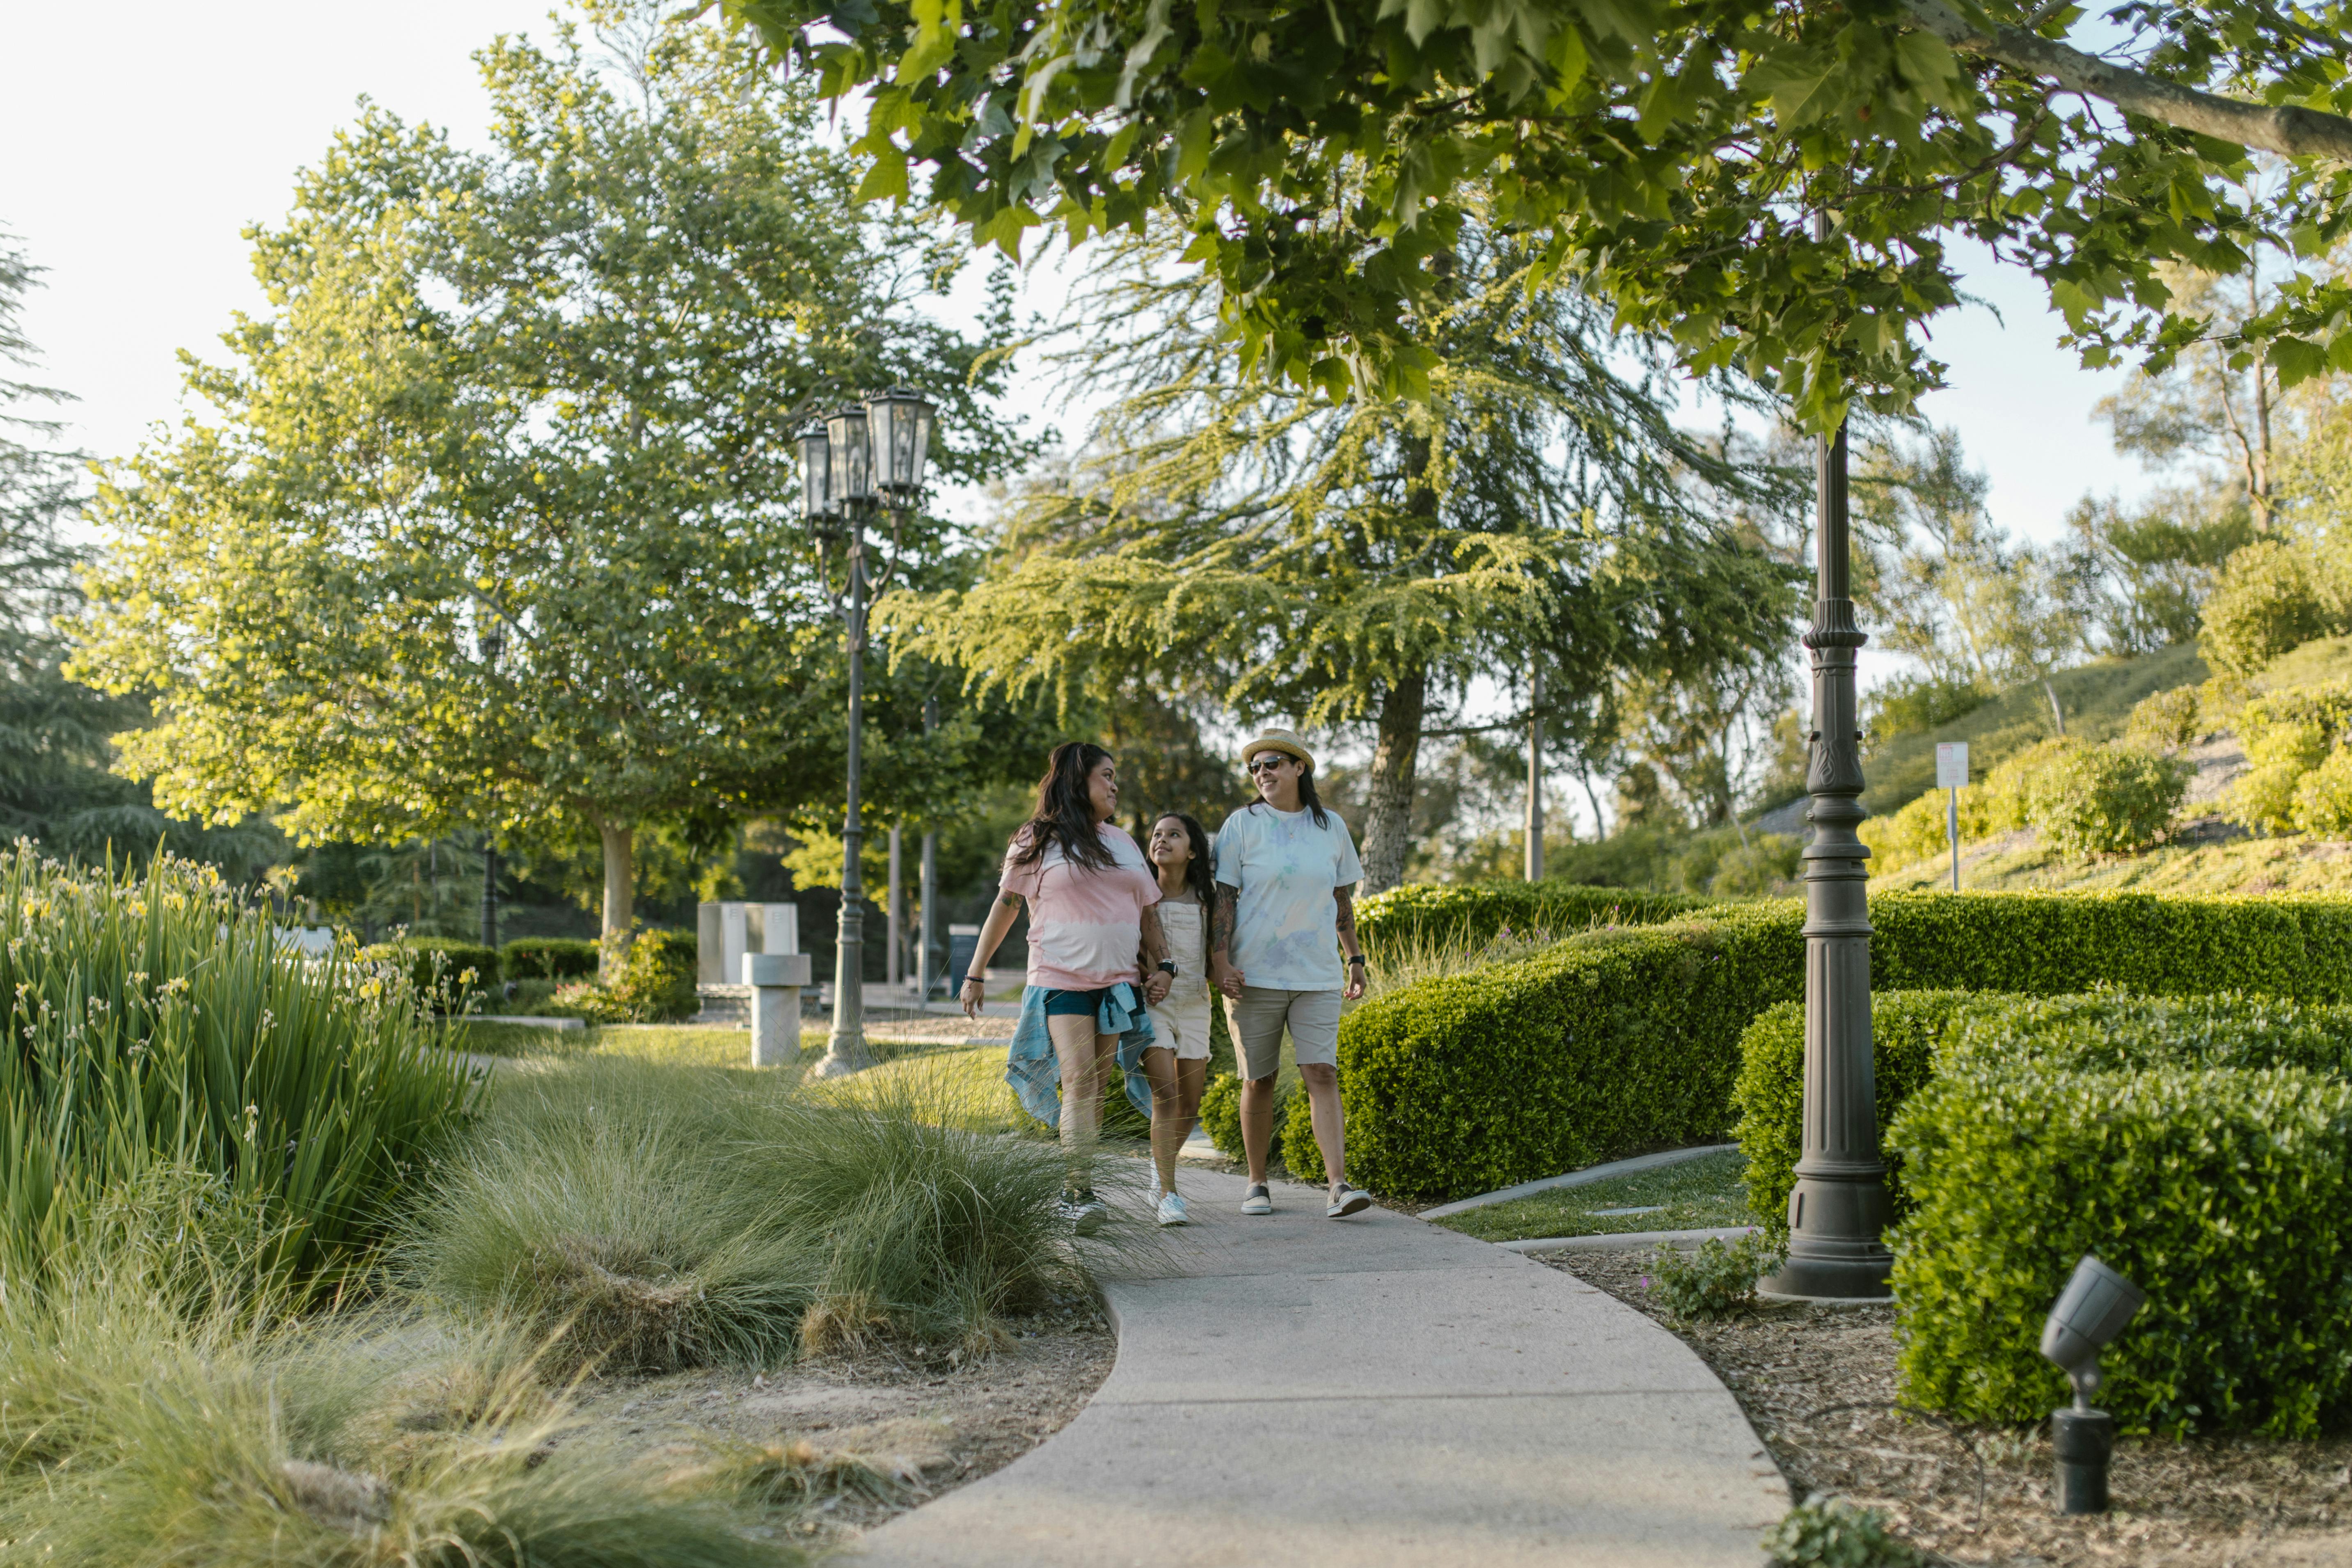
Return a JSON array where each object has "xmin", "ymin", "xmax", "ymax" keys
[
  {"xmin": 447, "ymin": 1020, "xmax": 756, "ymax": 1069},
  {"xmin": 1429, "ymin": 1149, "xmax": 1753, "ymax": 1243}
]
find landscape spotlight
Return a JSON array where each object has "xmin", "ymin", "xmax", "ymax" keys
[{"xmin": 2038, "ymin": 1255, "xmax": 2148, "ymax": 1516}]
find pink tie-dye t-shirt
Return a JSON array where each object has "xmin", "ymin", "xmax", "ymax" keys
[{"xmin": 999, "ymin": 824, "xmax": 1163, "ymax": 990}]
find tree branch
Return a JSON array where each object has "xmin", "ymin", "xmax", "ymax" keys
[{"xmin": 1903, "ymin": 0, "xmax": 2352, "ymax": 162}]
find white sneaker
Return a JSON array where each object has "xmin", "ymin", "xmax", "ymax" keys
[
  {"xmin": 1241, "ymin": 1183, "xmax": 1273, "ymax": 1216},
  {"xmin": 1156, "ymin": 1192, "xmax": 1189, "ymax": 1227}
]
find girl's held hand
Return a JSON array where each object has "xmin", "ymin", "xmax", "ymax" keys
[
  {"xmin": 1210, "ymin": 957, "xmax": 1244, "ymax": 1000},
  {"xmin": 960, "ymin": 977, "xmax": 986, "ymax": 1019}
]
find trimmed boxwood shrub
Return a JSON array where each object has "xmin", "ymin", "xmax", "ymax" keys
[
  {"xmin": 1735, "ymin": 988, "xmax": 2352, "ymax": 1240},
  {"xmin": 1282, "ymin": 1088, "xmax": 1323, "ymax": 1183},
  {"xmin": 1197, "ymin": 1072, "xmax": 1316, "ymax": 1173},
  {"xmin": 1732, "ymin": 991, "xmax": 1971, "ymax": 1242},
  {"xmin": 1892, "ymin": 1062, "xmax": 2352, "ymax": 1435},
  {"xmin": 357, "ymin": 936, "xmax": 499, "ymax": 1008},
  {"xmin": 1341, "ymin": 890, "xmax": 2352, "ymax": 1202},
  {"xmin": 501, "ymin": 936, "xmax": 599, "ymax": 981},
  {"xmin": 1354, "ymin": 881, "xmax": 1709, "ymax": 954}
]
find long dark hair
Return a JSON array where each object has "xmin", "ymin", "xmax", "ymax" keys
[
  {"xmin": 1010, "ymin": 742, "xmax": 1117, "ymax": 871},
  {"xmin": 1151, "ymin": 813, "xmax": 1216, "ymax": 968},
  {"xmin": 1246, "ymin": 753, "xmax": 1331, "ymax": 830}
]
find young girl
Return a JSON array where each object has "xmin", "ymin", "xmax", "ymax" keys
[
  {"xmin": 962, "ymin": 742, "xmax": 1169, "ymax": 1233},
  {"xmin": 1140, "ymin": 813, "xmax": 1215, "ymax": 1225}
]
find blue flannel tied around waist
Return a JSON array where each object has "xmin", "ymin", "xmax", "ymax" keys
[{"xmin": 1005, "ymin": 982, "xmax": 1159, "ymax": 1125}]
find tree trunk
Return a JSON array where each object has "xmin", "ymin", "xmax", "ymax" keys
[
  {"xmin": 2041, "ymin": 676, "xmax": 2066, "ymax": 737},
  {"xmin": 1356, "ymin": 670, "xmax": 1428, "ymax": 895},
  {"xmin": 598, "ymin": 819, "xmax": 635, "ymax": 977}
]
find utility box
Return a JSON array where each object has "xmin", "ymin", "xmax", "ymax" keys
[{"xmin": 696, "ymin": 901, "xmax": 800, "ymax": 986}]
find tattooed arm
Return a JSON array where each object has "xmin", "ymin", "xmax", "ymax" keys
[
  {"xmin": 1335, "ymin": 884, "xmax": 1365, "ymax": 1000},
  {"xmin": 1209, "ymin": 882, "xmax": 1244, "ymax": 999},
  {"xmin": 960, "ymin": 890, "xmax": 1023, "ymax": 1018}
]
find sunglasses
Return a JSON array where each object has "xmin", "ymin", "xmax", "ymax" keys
[{"xmin": 1247, "ymin": 756, "xmax": 1291, "ymax": 775}]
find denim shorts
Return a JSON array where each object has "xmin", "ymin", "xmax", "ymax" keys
[{"xmin": 1039, "ymin": 986, "xmax": 1116, "ymax": 1018}]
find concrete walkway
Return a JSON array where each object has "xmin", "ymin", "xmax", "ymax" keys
[{"xmin": 850, "ymin": 1166, "xmax": 1787, "ymax": 1568}]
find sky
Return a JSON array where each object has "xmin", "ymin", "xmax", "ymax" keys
[{"xmin": 1, "ymin": 0, "xmax": 2180, "ymax": 842}]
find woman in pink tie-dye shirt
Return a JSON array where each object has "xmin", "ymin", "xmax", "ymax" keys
[{"xmin": 962, "ymin": 742, "xmax": 1171, "ymax": 1231}]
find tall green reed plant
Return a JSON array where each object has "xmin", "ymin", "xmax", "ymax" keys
[
  {"xmin": 0, "ymin": 847, "xmax": 472, "ymax": 1284},
  {"xmin": 1362, "ymin": 922, "xmax": 1562, "ymax": 999}
]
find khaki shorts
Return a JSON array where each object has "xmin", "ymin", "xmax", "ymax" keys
[
  {"xmin": 1145, "ymin": 995, "xmax": 1214, "ymax": 1062},
  {"xmin": 1224, "ymin": 986, "xmax": 1341, "ymax": 1080}
]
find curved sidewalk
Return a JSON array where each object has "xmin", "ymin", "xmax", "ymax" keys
[{"xmin": 851, "ymin": 1166, "xmax": 1787, "ymax": 1568}]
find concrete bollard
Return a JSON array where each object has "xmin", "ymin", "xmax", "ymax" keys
[{"xmin": 744, "ymin": 953, "xmax": 813, "ymax": 1067}]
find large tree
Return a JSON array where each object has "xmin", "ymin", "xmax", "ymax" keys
[
  {"xmin": 0, "ymin": 236, "xmax": 276, "ymax": 875},
  {"xmin": 891, "ymin": 225, "xmax": 1799, "ymax": 890},
  {"xmin": 727, "ymin": 0, "xmax": 2352, "ymax": 431},
  {"xmin": 71, "ymin": 5, "xmax": 1028, "ymax": 953}
]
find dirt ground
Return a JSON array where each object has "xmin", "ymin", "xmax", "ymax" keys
[
  {"xmin": 562, "ymin": 1293, "xmax": 1115, "ymax": 1551},
  {"xmin": 1547, "ymin": 1248, "xmax": 2352, "ymax": 1567}
]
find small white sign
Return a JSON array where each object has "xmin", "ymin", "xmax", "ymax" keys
[{"xmin": 1935, "ymin": 741, "xmax": 1969, "ymax": 789}]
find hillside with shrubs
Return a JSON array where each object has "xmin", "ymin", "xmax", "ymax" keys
[{"xmin": 1866, "ymin": 628, "xmax": 2352, "ymax": 894}]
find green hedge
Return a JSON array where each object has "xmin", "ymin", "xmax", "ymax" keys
[
  {"xmin": 500, "ymin": 936, "xmax": 599, "ymax": 981},
  {"xmin": 1735, "ymin": 989, "xmax": 2352, "ymax": 1241},
  {"xmin": 1732, "ymin": 991, "xmax": 1967, "ymax": 1243},
  {"xmin": 1354, "ymin": 880, "xmax": 1710, "ymax": 954},
  {"xmin": 1893, "ymin": 1062, "xmax": 2352, "ymax": 1436},
  {"xmin": 1198, "ymin": 1072, "xmax": 1323, "ymax": 1177},
  {"xmin": 1341, "ymin": 891, "xmax": 2352, "ymax": 1202},
  {"xmin": 357, "ymin": 936, "xmax": 499, "ymax": 1007}
]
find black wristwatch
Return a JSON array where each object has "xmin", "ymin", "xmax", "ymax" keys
[
  {"xmin": 1157, "ymin": 960, "xmax": 1177, "ymax": 976},
  {"xmin": 1347, "ymin": 955, "xmax": 1367, "ymax": 967}
]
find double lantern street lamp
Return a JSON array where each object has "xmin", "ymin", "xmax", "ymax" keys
[{"xmin": 797, "ymin": 386, "xmax": 936, "ymax": 1080}]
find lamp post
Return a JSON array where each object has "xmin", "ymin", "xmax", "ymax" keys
[
  {"xmin": 918, "ymin": 691, "xmax": 939, "ymax": 1010},
  {"xmin": 1760, "ymin": 410, "xmax": 1895, "ymax": 1301},
  {"xmin": 799, "ymin": 386, "xmax": 936, "ymax": 1080},
  {"xmin": 476, "ymin": 617, "xmax": 505, "ymax": 952}
]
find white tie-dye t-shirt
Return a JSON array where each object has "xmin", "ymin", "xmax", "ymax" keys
[{"xmin": 1213, "ymin": 804, "xmax": 1363, "ymax": 992}]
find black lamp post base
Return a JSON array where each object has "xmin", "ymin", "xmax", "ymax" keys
[{"xmin": 1760, "ymin": 1245, "xmax": 1893, "ymax": 1302}]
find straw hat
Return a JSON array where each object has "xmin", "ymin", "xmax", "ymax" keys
[{"xmin": 1239, "ymin": 728, "xmax": 1314, "ymax": 769}]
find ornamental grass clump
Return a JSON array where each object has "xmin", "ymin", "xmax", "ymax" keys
[
  {"xmin": 407, "ymin": 1055, "xmax": 1129, "ymax": 1371},
  {"xmin": 0, "ymin": 846, "xmax": 471, "ymax": 1286},
  {"xmin": 0, "ymin": 1190, "xmax": 792, "ymax": 1568}
]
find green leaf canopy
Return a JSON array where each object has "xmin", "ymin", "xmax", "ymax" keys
[
  {"xmin": 70, "ymin": 15, "xmax": 1029, "ymax": 941},
  {"xmin": 724, "ymin": 0, "xmax": 2352, "ymax": 426}
]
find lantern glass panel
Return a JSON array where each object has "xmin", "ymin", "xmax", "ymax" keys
[
  {"xmin": 795, "ymin": 423, "xmax": 831, "ymax": 522},
  {"xmin": 824, "ymin": 407, "xmax": 872, "ymax": 503},
  {"xmin": 864, "ymin": 386, "xmax": 935, "ymax": 493}
]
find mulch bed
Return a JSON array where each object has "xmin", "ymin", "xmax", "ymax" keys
[
  {"xmin": 1544, "ymin": 1248, "xmax": 2352, "ymax": 1567},
  {"xmin": 568, "ymin": 1293, "xmax": 1115, "ymax": 1549}
]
